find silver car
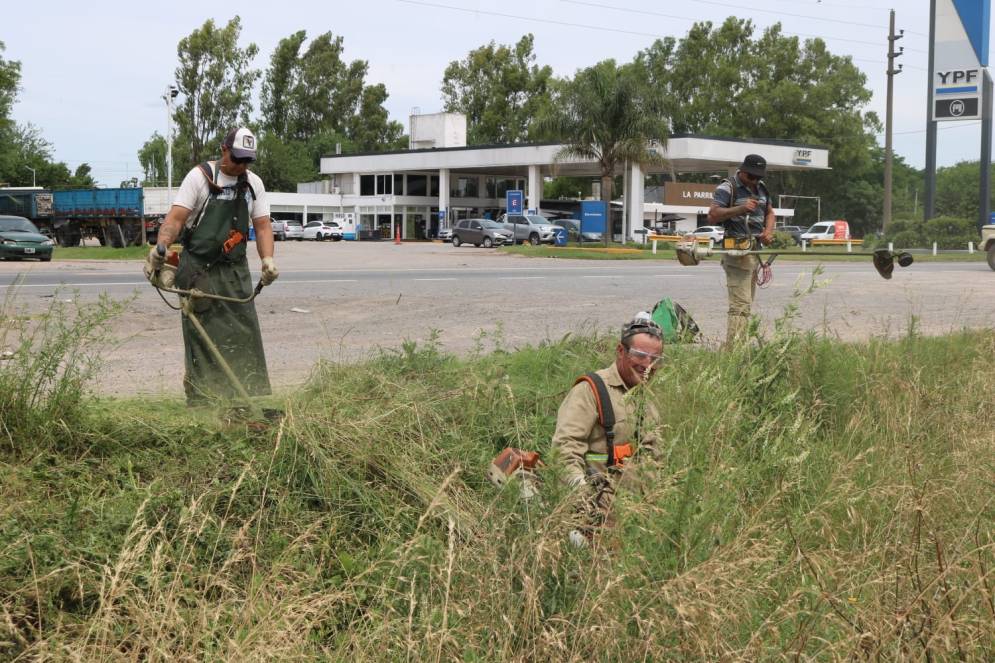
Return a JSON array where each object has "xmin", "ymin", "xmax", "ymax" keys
[
  {"xmin": 452, "ymin": 218, "xmax": 513, "ymax": 248},
  {"xmin": 497, "ymin": 213, "xmax": 559, "ymax": 245}
]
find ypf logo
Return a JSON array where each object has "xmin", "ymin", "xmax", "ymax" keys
[{"xmin": 950, "ymin": 100, "xmax": 966, "ymax": 117}]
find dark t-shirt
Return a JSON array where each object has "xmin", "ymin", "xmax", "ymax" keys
[{"xmin": 712, "ymin": 173, "xmax": 769, "ymax": 238}]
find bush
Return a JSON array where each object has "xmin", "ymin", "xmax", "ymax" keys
[
  {"xmin": 768, "ymin": 230, "xmax": 795, "ymax": 249},
  {"xmin": 923, "ymin": 215, "xmax": 979, "ymax": 249},
  {"xmin": 885, "ymin": 215, "xmax": 978, "ymax": 249}
]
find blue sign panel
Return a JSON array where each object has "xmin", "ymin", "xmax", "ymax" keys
[
  {"xmin": 989, "ymin": 211, "xmax": 995, "ymax": 224},
  {"xmin": 506, "ymin": 190, "xmax": 524, "ymax": 215},
  {"xmin": 438, "ymin": 209, "xmax": 446, "ymax": 221},
  {"xmin": 952, "ymin": 0, "xmax": 991, "ymax": 66}
]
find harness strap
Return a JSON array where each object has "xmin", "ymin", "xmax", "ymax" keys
[{"xmin": 575, "ymin": 373, "xmax": 618, "ymax": 467}]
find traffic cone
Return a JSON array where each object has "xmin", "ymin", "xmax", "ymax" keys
[{"xmin": 394, "ymin": 225, "xmax": 401, "ymax": 245}]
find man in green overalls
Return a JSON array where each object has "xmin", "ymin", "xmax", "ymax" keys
[{"xmin": 146, "ymin": 127, "xmax": 279, "ymax": 405}]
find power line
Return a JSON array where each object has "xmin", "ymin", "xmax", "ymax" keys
[
  {"xmin": 396, "ymin": 0, "xmax": 675, "ymax": 39},
  {"xmin": 562, "ymin": 0, "xmax": 927, "ymax": 53},
  {"xmin": 885, "ymin": 121, "xmax": 984, "ymax": 136}
]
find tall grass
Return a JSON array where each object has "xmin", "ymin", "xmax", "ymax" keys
[
  {"xmin": 1, "ymin": 300, "xmax": 992, "ymax": 660},
  {"xmin": 0, "ymin": 280, "xmax": 128, "ymax": 448}
]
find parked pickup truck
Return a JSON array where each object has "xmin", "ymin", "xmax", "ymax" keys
[
  {"xmin": 495, "ymin": 213, "xmax": 560, "ymax": 245},
  {"xmin": 982, "ymin": 224, "xmax": 995, "ymax": 271}
]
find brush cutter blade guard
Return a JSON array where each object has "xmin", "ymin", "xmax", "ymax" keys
[
  {"xmin": 873, "ymin": 249, "xmax": 895, "ymax": 279},
  {"xmin": 675, "ymin": 238, "xmax": 702, "ymax": 266}
]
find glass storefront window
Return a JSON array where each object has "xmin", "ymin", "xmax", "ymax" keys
[
  {"xmin": 394, "ymin": 174, "xmax": 404, "ymax": 195},
  {"xmin": 360, "ymin": 175, "xmax": 374, "ymax": 196},
  {"xmin": 430, "ymin": 176, "xmax": 439, "ymax": 197},
  {"xmin": 408, "ymin": 175, "xmax": 427, "ymax": 196},
  {"xmin": 376, "ymin": 174, "xmax": 392, "ymax": 195}
]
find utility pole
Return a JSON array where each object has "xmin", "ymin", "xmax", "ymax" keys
[
  {"xmin": 883, "ymin": 9, "xmax": 903, "ymax": 233},
  {"xmin": 24, "ymin": 166, "xmax": 36, "ymax": 187}
]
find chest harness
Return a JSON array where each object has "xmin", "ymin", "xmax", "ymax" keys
[{"xmin": 575, "ymin": 372, "xmax": 637, "ymax": 469}]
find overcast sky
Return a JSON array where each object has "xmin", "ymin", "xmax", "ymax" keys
[{"xmin": 3, "ymin": 0, "xmax": 989, "ymax": 186}]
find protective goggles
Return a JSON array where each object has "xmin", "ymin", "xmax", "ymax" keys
[{"xmin": 626, "ymin": 348, "xmax": 664, "ymax": 365}]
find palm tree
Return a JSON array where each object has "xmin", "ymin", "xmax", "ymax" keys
[{"xmin": 544, "ymin": 60, "xmax": 668, "ymax": 245}]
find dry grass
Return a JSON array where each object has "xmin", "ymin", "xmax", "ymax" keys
[{"xmin": 1, "ymin": 297, "xmax": 993, "ymax": 660}]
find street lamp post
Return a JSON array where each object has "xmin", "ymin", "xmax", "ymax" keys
[
  {"xmin": 24, "ymin": 166, "xmax": 36, "ymax": 187},
  {"xmin": 163, "ymin": 85, "xmax": 178, "ymax": 200}
]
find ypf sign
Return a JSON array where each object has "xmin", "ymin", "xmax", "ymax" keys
[{"xmin": 931, "ymin": 0, "xmax": 990, "ymax": 121}]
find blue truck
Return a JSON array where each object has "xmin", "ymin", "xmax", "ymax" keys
[{"xmin": 0, "ymin": 187, "xmax": 148, "ymax": 247}]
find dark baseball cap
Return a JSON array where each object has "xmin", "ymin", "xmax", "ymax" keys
[
  {"xmin": 740, "ymin": 154, "xmax": 766, "ymax": 177},
  {"xmin": 223, "ymin": 127, "xmax": 257, "ymax": 161}
]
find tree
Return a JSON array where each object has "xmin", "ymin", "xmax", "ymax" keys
[
  {"xmin": 137, "ymin": 132, "xmax": 168, "ymax": 186},
  {"xmin": 543, "ymin": 60, "xmax": 668, "ymax": 244},
  {"xmin": 173, "ymin": 17, "xmax": 260, "ymax": 167},
  {"xmin": 633, "ymin": 18, "xmax": 883, "ymax": 235},
  {"xmin": 251, "ymin": 133, "xmax": 319, "ymax": 192},
  {"xmin": 257, "ymin": 30, "xmax": 405, "ymax": 189},
  {"xmin": 347, "ymin": 83, "xmax": 404, "ymax": 151},
  {"xmin": 67, "ymin": 163, "xmax": 95, "ymax": 188},
  {"xmin": 0, "ymin": 41, "xmax": 23, "ymax": 184},
  {"xmin": 441, "ymin": 34, "xmax": 554, "ymax": 144}
]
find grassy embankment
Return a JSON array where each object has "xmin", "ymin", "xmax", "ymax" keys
[
  {"xmin": 49, "ymin": 246, "xmax": 149, "ymax": 261},
  {"xmin": 1, "ymin": 290, "xmax": 993, "ymax": 660},
  {"xmin": 500, "ymin": 243, "xmax": 990, "ymax": 263}
]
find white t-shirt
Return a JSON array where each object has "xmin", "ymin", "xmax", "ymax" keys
[{"xmin": 173, "ymin": 161, "xmax": 270, "ymax": 220}]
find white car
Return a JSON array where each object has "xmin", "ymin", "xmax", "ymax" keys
[
  {"xmin": 284, "ymin": 220, "xmax": 304, "ymax": 241},
  {"xmin": 303, "ymin": 220, "xmax": 343, "ymax": 241},
  {"xmin": 690, "ymin": 225, "xmax": 724, "ymax": 243}
]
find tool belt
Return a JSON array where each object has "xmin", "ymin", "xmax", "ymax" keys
[
  {"xmin": 723, "ymin": 237, "xmax": 755, "ymax": 250},
  {"xmin": 585, "ymin": 442, "xmax": 634, "ymax": 467}
]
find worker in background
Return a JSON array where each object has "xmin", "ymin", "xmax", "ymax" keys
[
  {"xmin": 145, "ymin": 127, "xmax": 279, "ymax": 404},
  {"xmin": 551, "ymin": 314, "xmax": 664, "ymax": 544},
  {"xmin": 707, "ymin": 154, "xmax": 776, "ymax": 346}
]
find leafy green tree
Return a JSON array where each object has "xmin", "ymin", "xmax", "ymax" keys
[
  {"xmin": 441, "ymin": 34, "xmax": 554, "ymax": 144},
  {"xmin": 542, "ymin": 60, "xmax": 667, "ymax": 244},
  {"xmin": 634, "ymin": 18, "xmax": 883, "ymax": 235},
  {"xmin": 173, "ymin": 17, "xmax": 260, "ymax": 167},
  {"xmin": 0, "ymin": 41, "xmax": 23, "ymax": 184},
  {"xmin": 934, "ymin": 160, "xmax": 995, "ymax": 222},
  {"xmin": 67, "ymin": 163, "xmax": 95, "ymax": 188},
  {"xmin": 258, "ymin": 30, "xmax": 404, "ymax": 188},
  {"xmin": 251, "ymin": 133, "xmax": 318, "ymax": 192},
  {"xmin": 347, "ymin": 83, "xmax": 405, "ymax": 151},
  {"xmin": 137, "ymin": 132, "xmax": 168, "ymax": 186}
]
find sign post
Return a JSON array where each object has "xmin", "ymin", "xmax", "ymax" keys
[{"xmin": 926, "ymin": 0, "xmax": 991, "ymax": 228}]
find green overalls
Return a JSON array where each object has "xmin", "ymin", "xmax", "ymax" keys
[{"xmin": 175, "ymin": 162, "xmax": 271, "ymax": 405}]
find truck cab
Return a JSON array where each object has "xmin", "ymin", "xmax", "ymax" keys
[{"xmin": 981, "ymin": 224, "xmax": 995, "ymax": 271}]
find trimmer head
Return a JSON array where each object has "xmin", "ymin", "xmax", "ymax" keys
[
  {"xmin": 873, "ymin": 249, "xmax": 895, "ymax": 279},
  {"xmin": 872, "ymin": 249, "xmax": 914, "ymax": 279},
  {"xmin": 675, "ymin": 236, "xmax": 702, "ymax": 266}
]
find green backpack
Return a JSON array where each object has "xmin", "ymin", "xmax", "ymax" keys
[{"xmin": 650, "ymin": 298, "xmax": 700, "ymax": 343}]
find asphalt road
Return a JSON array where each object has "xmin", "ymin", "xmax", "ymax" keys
[{"xmin": 1, "ymin": 241, "xmax": 992, "ymax": 397}]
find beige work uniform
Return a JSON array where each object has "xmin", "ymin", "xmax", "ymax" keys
[
  {"xmin": 721, "ymin": 252, "xmax": 759, "ymax": 346},
  {"xmin": 551, "ymin": 363, "xmax": 660, "ymax": 516}
]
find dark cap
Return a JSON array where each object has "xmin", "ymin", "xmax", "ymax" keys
[
  {"xmin": 223, "ymin": 127, "xmax": 257, "ymax": 161},
  {"xmin": 739, "ymin": 154, "xmax": 766, "ymax": 178}
]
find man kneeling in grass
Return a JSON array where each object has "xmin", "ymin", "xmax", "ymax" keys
[{"xmin": 552, "ymin": 315, "xmax": 664, "ymax": 545}]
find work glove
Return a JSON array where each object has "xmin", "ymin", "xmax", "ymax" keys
[
  {"xmin": 143, "ymin": 245, "xmax": 166, "ymax": 284},
  {"xmin": 260, "ymin": 256, "xmax": 279, "ymax": 286}
]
